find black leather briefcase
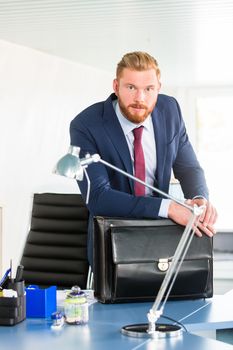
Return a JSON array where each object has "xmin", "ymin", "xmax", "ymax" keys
[{"xmin": 93, "ymin": 217, "xmax": 213, "ymax": 303}]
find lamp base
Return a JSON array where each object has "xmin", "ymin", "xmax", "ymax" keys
[{"xmin": 121, "ymin": 323, "xmax": 182, "ymax": 338}]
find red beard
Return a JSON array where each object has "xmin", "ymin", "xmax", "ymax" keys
[{"xmin": 118, "ymin": 99, "xmax": 153, "ymax": 124}]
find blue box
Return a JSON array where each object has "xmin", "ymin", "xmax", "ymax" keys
[{"xmin": 25, "ymin": 285, "xmax": 57, "ymax": 318}]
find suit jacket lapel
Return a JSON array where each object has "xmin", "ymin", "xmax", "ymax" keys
[
  {"xmin": 102, "ymin": 95, "xmax": 134, "ymax": 192},
  {"xmin": 152, "ymin": 107, "xmax": 167, "ymax": 189}
]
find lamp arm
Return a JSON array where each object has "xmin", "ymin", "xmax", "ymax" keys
[
  {"xmin": 82, "ymin": 155, "xmax": 194, "ymax": 212},
  {"xmin": 147, "ymin": 207, "xmax": 203, "ymax": 333},
  {"xmin": 159, "ymin": 213, "xmax": 198, "ymax": 310},
  {"xmin": 83, "ymin": 168, "xmax": 91, "ymax": 205}
]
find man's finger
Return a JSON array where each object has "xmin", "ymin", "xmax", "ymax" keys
[{"xmin": 198, "ymin": 222, "xmax": 214, "ymax": 237}]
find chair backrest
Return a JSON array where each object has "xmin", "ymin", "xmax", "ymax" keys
[{"xmin": 20, "ymin": 193, "xmax": 89, "ymax": 289}]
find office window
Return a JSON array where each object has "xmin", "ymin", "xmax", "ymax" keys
[{"xmin": 196, "ymin": 95, "xmax": 233, "ymax": 230}]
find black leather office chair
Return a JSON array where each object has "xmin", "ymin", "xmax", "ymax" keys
[{"xmin": 20, "ymin": 193, "xmax": 89, "ymax": 289}]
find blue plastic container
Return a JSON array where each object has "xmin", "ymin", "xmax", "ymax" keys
[{"xmin": 25, "ymin": 285, "xmax": 57, "ymax": 318}]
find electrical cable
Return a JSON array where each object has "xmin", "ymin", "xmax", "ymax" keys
[{"xmin": 161, "ymin": 315, "xmax": 188, "ymax": 332}]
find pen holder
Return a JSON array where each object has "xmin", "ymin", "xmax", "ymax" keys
[
  {"xmin": 0, "ymin": 279, "xmax": 26, "ymax": 326},
  {"xmin": 25, "ymin": 285, "xmax": 57, "ymax": 318}
]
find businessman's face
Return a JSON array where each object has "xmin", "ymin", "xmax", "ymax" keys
[{"xmin": 113, "ymin": 68, "xmax": 161, "ymax": 124}]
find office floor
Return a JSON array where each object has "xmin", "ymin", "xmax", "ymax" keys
[{"xmin": 217, "ymin": 329, "xmax": 233, "ymax": 346}]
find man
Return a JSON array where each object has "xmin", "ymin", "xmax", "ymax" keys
[{"xmin": 70, "ymin": 51, "xmax": 217, "ymax": 263}]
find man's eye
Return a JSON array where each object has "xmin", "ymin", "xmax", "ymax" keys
[
  {"xmin": 128, "ymin": 85, "xmax": 135, "ymax": 90},
  {"xmin": 146, "ymin": 87, "xmax": 154, "ymax": 92}
]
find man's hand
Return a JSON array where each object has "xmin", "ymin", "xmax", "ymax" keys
[
  {"xmin": 191, "ymin": 197, "xmax": 217, "ymax": 236},
  {"xmin": 168, "ymin": 199, "xmax": 218, "ymax": 238}
]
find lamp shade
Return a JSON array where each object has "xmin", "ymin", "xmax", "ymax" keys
[{"xmin": 54, "ymin": 146, "xmax": 84, "ymax": 181}]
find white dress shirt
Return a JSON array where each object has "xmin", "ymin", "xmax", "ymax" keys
[{"xmin": 113, "ymin": 100, "xmax": 170, "ymax": 217}]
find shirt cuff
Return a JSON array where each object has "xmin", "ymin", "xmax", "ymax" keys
[{"xmin": 158, "ymin": 199, "xmax": 171, "ymax": 218}]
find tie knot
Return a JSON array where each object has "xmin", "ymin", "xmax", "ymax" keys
[{"xmin": 133, "ymin": 126, "xmax": 144, "ymax": 141}]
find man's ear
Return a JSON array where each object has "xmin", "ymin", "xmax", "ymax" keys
[{"xmin": 113, "ymin": 79, "xmax": 118, "ymax": 96}]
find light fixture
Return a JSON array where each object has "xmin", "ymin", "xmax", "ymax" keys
[{"xmin": 54, "ymin": 145, "xmax": 204, "ymax": 339}]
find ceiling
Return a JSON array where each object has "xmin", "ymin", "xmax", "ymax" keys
[{"xmin": 1, "ymin": 0, "xmax": 233, "ymax": 86}]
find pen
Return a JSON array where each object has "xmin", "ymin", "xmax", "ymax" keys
[{"xmin": 0, "ymin": 268, "xmax": 11, "ymax": 288}]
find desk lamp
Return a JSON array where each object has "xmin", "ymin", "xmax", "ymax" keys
[{"xmin": 54, "ymin": 145, "xmax": 204, "ymax": 339}]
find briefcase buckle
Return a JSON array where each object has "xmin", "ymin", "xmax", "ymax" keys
[{"xmin": 158, "ymin": 259, "xmax": 170, "ymax": 272}]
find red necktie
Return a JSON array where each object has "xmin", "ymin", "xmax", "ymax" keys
[{"xmin": 133, "ymin": 126, "xmax": 146, "ymax": 196}]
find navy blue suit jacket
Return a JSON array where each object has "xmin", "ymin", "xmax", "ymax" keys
[{"xmin": 70, "ymin": 93, "xmax": 209, "ymax": 263}]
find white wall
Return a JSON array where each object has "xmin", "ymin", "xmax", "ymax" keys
[{"xmin": 0, "ymin": 39, "xmax": 112, "ymax": 274}]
